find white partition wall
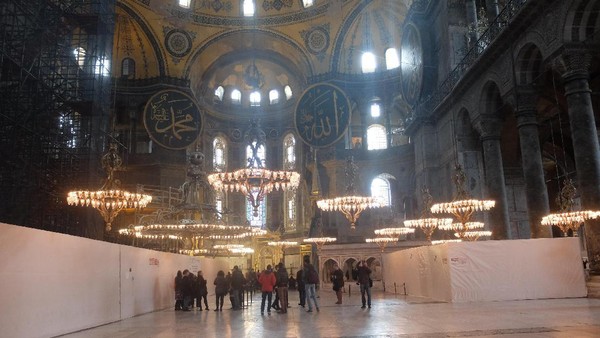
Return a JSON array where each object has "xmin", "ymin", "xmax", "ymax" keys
[
  {"xmin": 383, "ymin": 238, "xmax": 587, "ymax": 302},
  {"xmin": 0, "ymin": 223, "xmax": 229, "ymax": 338}
]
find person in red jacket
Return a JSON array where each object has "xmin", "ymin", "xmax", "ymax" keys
[{"xmin": 258, "ymin": 265, "xmax": 277, "ymax": 315}]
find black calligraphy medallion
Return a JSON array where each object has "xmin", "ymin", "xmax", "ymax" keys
[
  {"xmin": 294, "ymin": 83, "xmax": 351, "ymax": 148},
  {"xmin": 143, "ymin": 90, "xmax": 202, "ymax": 150}
]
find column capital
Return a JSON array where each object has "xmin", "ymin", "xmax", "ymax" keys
[
  {"xmin": 555, "ymin": 47, "xmax": 592, "ymax": 83},
  {"xmin": 474, "ymin": 116, "xmax": 502, "ymax": 141},
  {"xmin": 514, "ymin": 86, "xmax": 540, "ymax": 128}
]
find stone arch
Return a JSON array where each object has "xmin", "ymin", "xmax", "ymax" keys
[
  {"xmin": 455, "ymin": 108, "xmax": 479, "ymax": 153},
  {"xmin": 365, "ymin": 256, "xmax": 382, "ymax": 281},
  {"xmin": 479, "ymin": 81, "xmax": 504, "ymax": 118},
  {"xmin": 342, "ymin": 257, "xmax": 359, "ymax": 280},
  {"xmin": 321, "ymin": 258, "xmax": 338, "ymax": 284},
  {"xmin": 564, "ymin": 0, "xmax": 600, "ymax": 43},
  {"xmin": 514, "ymin": 43, "xmax": 545, "ymax": 87}
]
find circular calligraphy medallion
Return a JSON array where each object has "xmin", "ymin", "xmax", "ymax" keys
[
  {"xmin": 165, "ymin": 29, "xmax": 192, "ymax": 57},
  {"xmin": 400, "ymin": 23, "xmax": 424, "ymax": 106},
  {"xmin": 143, "ymin": 90, "xmax": 203, "ymax": 150},
  {"xmin": 294, "ymin": 83, "xmax": 351, "ymax": 148},
  {"xmin": 306, "ymin": 27, "xmax": 329, "ymax": 55}
]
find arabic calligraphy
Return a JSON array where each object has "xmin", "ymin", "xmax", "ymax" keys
[
  {"xmin": 144, "ymin": 90, "xmax": 202, "ymax": 150},
  {"xmin": 294, "ymin": 83, "xmax": 351, "ymax": 148}
]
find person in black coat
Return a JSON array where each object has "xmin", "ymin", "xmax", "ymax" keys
[
  {"xmin": 181, "ymin": 269, "xmax": 193, "ymax": 311},
  {"xmin": 197, "ymin": 271, "xmax": 209, "ymax": 310},
  {"xmin": 174, "ymin": 270, "xmax": 183, "ymax": 311},
  {"xmin": 230, "ymin": 266, "xmax": 244, "ymax": 310},
  {"xmin": 296, "ymin": 269, "xmax": 305, "ymax": 307},
  {"xmin": 331, "ymin": 263, "xmax": 345, "ymax": 304},
  {"xmin": 214, "ymin": 270, "xmax": 228, "ymax": 311}
]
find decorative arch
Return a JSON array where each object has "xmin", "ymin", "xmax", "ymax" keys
[
  {"xmin": 514, "ymin": 43, "xmax": 544, "ymax": 86},
  {"xmin": 116, "ymin": 2, "xmax": 166, "ymax": 77},
  {"xmin": 321, "ymin": 258, "xmax": 339, "ymax": 283},
  {"xmin": 564, "ymin": 0, "xmax": 600, "ymax": 43},
  {"xmin": 365, "ymin": 257, "xmax": 382, "ymax": 280},
  {"xmin": 479, "ymin": 81, "xmax": 504, "ymax": 117}
]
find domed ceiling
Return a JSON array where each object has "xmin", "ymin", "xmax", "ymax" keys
[{"xmin": 115, "ymin": 0, "xmax": 416, "ymax": 120}]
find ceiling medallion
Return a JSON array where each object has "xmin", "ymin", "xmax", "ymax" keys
[{"xmin": 165, "ymin": 29, "xmax": 192, "ymax": 58}]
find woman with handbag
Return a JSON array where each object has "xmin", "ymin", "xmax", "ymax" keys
[{"xmin": 331, "ymin": 263, "xmax": 344, "ymax": 304}]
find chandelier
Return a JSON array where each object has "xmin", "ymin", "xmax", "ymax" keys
[
  {"xmin": 67, "ymin": 143, "xmax": 152, "ymax": 231},
  {"xmin": 403, "ymin": 186, "xmax": 453, "ymax": 241},
  {"xmin": 374, "ymin": 227, "xmax": 415, "ymax": 237},
  {"xmin": 208, "ymin": 120, "xmax": 300, "ymax": 217},
  {"xmin": 366, "ymin": 237, "xmax": 397, "ymax": 252},
  {"xmin": 454, "ymin": 230, "xmax": 492, "ymax": 241},
  {"xmin": 541, "ymin": 179, "xmax": 600, "ymax": 236},
  {"xmin": 317, "ymin": 156, "xmax": 383, "ymax": 229},
  {"xmin": 430, "ymin": 165, "xmax": 494, "ymax": 240},
  {"xmin": 303, "ymin": 237, "xmax": 337, "ymax": 253}
]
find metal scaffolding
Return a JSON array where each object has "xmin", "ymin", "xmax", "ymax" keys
[{"xmin": 0, "ymin": 0, "xmax": 115, "ymax": 238}]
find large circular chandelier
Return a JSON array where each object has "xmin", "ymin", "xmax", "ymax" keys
[
  {"xmin": 67, "ymin": 143, "xmax": 152, "ymax": 231},
  {"xmin": 374, "ymin": 227, "xmax": 415, "ymax": 237},
  {"xmin": 208, "ymin": 120, "xmax": 300, "ymax": 216},
  {"xmin": 430, "ymin": 165, "xmax": 494, "ymax": 241},
  {"xmin": 366, "ymin": 237, "xmax": 397, "ymax": 252},
  {"xmin": 317, "ymin": 156, "xmax": 384, "ymax": 229},
  {"xmin": 208, "ymin": 168, "xmax": 300, "ymax": 216},
  {"xmin": 403, "ymin": 186, "xmax": 453, "ymax": 241},
  {"xmin": 303, "ymin": 236, "xmax": 337, "ymax": 252},
  {"xmin": 541, "ymin": 179, "xmax": 600, "ymax": 236}
]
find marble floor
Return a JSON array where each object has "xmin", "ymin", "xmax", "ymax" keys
[{"xmin": 59, "ymin": 288, "xmax": 600, "ymax": 338}]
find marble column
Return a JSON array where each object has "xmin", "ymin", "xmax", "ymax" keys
[
  {"xmin": 478, "ymin": 117, "xmax": 511, "ymax": 239},
  {"xmin": 515, "ymin": 88, "xmax": 551, "ymax": 238},
  {"xmin": 561, "ymin": 49, "xmax": 600, "ymax": 274}
]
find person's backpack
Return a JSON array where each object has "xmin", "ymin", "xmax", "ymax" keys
[{"xmin": 307, "ymin": 265, "xmax": 319, "ymax": 284}]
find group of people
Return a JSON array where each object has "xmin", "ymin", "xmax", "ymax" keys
[
  {"xmin": 174, "ymin": 270, "xmax": 209, "ymax": 311},
  {"xmin": 330, "ymin": 259, "xmax": 373, "ymax": 308},
  {"xmin": 173, "ymin": 257, "xmax": 374, "ymax": 314}
]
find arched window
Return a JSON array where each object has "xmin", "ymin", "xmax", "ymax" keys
[
  {"xmin": 284, "ymin": 85, "xmax": 293, "ymax": 100},
  {"xmin": 214, "ymin": 190, "xmax": 225, "ymax": 217},
  {"xmin": 371, "ymin": 174, "xmax": 393, "ymax": 207},
  {"xmin": 121, "ymin": 58, "xmax": 135, "ymax": 77},
  {"xmin": 246, "ymin": 141, "xmax": 266, "ymax": 226},
  {"xmin": 243, "ymin": 0, "xmax": 255, "ymax": 16},
  {"xmin": 250, "ymin": 91, "xmax": 261, "ymax": 106},
  {"xmin": 214, "ymin": 86, "xmax": 225, "ymax": 101},
  {"xmin": 213, "ymin": 136, "xmax": 227, "ymax": 172},
  {"xmin": 370, "ymin": 102, "xmax": 381, "ymax": 118},
  {"xmin": 73, "ymin": 47, "xmax": 86, "ymax": 68},
  {"xmin": 283, "ymin": 133, "xmax": 296, "ymax": 170},
  {"xmin": 269, "ymin": 89, "xmax": 279, "ymax": 104},
  {"xmin": 361, "ymin": 51, "xmax": 376, "ymax": 73},
  {"xmin": 231, "ymin": 89, "xmax": 242, "ymax": 104},
  {"xmin": 285, "ymin": 191, "xmax": 296, "ymax": 232},
  {"xmin": 179, "ymin": 0, "xmax": 191, "ymax": 8},
  {"xmin": 367, "ymin": 124, "xmax": 387, "ymax": 150},
  {"xmin": 385, "ymin": 48, "xmax": 400, "ymax": 70}
]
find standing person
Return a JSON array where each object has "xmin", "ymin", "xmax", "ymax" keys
[
  {"xmin": 197, "ymin": 271, "xmax": 209, "ymax": 310},
  {"xmin": 331, "ymin": 263, "xmax": 344, "ymax": 304},
  {"xmin": 296, "ymin": 268, "xmax": 305, "ymax": 307},
  {"xmin": 231, "ymin": 266, "xmax": 244, "ymax": 310},
  {"xmin": 303, "ymin": 255, "xmax": 319, "ymax": 313},
  {"xmin": 357, "ymin": 260, "xmax": 372, "ymax": 309},
  {"xmin": 181, "ymin": 270, "xmax": 193, "ymax": 311},
  {"xmin": 258, "ymin": 264, "xmax": 277, "ymax": 315},
  {"xmin": 174, "ymin": 270, "xmax": 183, "ymax": 311},
  {"xmin": 276, "ymin": 263, "xmax": 289, "ymax": 313},
  {"xmin": 214, "ymin": 270, "xmax": 227, "ymax": 311}
]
